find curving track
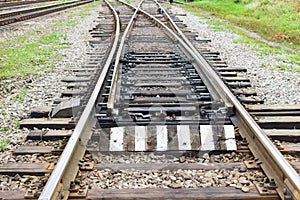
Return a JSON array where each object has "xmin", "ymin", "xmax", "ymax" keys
[{"xmin": 1, "ymin": 0, "xmax": 299, "ymax": 199}]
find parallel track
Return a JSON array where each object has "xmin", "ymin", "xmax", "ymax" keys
[
  {"xmin": 0, "ymin": 0, "xmax": 55, "ymax": 9},
  {"xmin": 1, "ymin": 0, "xmax": 299, "ymax": 199},
  {"xmin": 0, "ymin": 0, "xmax": 93, "ymax": 26}
]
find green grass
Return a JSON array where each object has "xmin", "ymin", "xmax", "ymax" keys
[
  {"xmin": 15, "ymin": 120, "xmax": 20, "ymax": 128},
  {"xmin": 232, "ymin": 33, "xmax": 300, "ymax": 67},
  {"xmin": 2, "ymin": 127, "xmax": 8, "ymax": 132},
  {"xmin": 0, "ymin": 32, "xmax": 68, "ymax": 79},
  {"xmin": 0, "ymin": 1, "xmax": 103, "ymax": 79},
  {"xmin": 181, "ymin": 0, "xmax": 300, "ymax": 50},
  {"xmin": 273, "ymin": 64, "xmax": 300, "ymax": 73},
  {"xmin": 52, "ymin": 20, "xmax": 78, "ymax": 28},
  {"xmin": 0, "ymin": 138, "xmax": 10, "ymax": 151},
  {"xmin": 13, "ymin": 88, "xmax": 29, "ymax": 103},
  {"xmin": 178, "ymin": 0, "xmax": 300, "ymax": 73},
  {"xmin": 290, "ymin": 54, "xmax": 300, "ymax": 66},
  {"xmin": 234, "ymin": 34, "xmax": 300, "ymax": 71},
  {"xmin": 207, "ymin": 20, "xmax": 228, "ymax": 32}
]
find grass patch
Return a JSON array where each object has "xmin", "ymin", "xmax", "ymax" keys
[
  {"xmin": 53, "ymin": 20, "xmax": 78, "ymax": 28},
  {"xmin": 273, "ymin": 64, "xmax": 300, "ymax": 73},
  {"xmin": 13, "ymin": 88, "xmax": 29, "ymax": 103},
  {"xmin": 2, "ymin": 127, "xmax": 8, "ymax": 132},
  {"xmin": 232, "ymin": 34, "xmax": 300, "ymax": 68},
  {"xmin": 0, "ymin": 0, "xmax": 103, "ymax": 79},
  {"xmin": 290, "ymin": 54, "xmax": 300, "ymax": 66},
  {"xmin": 207, "ymin": 20, "xmax": 228, "ymax": 32},
  {"xmin": 15, "ymin": 120, "xmax": 20, "ymax": 128},
  {"xmin": 0, "ymin": 32, "xmax": 68, "ymax": 79},
  {"xmin": 0, "ymin": 138, "xmax": 10, "ymax": 151},
  {"xmin": 180, "ymin": 0, "xmax": 300, "ymax": 50},
  {"xmin": 178, "ymin": 0, "xmax": 300, "ymax": 73},
  {"xmin": 279, "ymin": 64, "xmax": 293, "ymax": 71}
]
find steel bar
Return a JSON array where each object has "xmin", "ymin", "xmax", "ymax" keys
[
  {"xmin": 153, "ymin": 1, "xmax": 300, "ymax": 199},
  {"xmin": 38, "ymin": 0, "xmax": 120, "ymax": 199}
]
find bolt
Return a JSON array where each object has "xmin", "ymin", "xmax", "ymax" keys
[
  {"xmin": 78, "ymin": 189, "xmax": 84, "ymax": 194},
  {"xmin": 262, "ymin": 189, "xmax": 268, "ymax": 193},
  {"xmin": 269, "ymin": 178, "xmax": 276, "ymax": 187},
  {"xmin": 259, "ymin": 182, "xmax": 264, "ymax": 187}
]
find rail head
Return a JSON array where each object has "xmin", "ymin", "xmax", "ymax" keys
[
  {"xmin": 114, "ymin": 1, "xmax": 300, "ymax": 199},
  {"xmin": 38, "ymin": 0, "xmax": 120, "ymax": 199},
  {"xmin": 107, "ymin": 0, "xmax": 145, "ymax": 114},
  {"xmin": 153, "ymin": 1, "xmax": 300, "ymax": 199}
]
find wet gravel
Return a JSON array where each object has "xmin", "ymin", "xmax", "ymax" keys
[{"xmin": 171, "ymin": 7, "xmax": 300, "ymax": 105}]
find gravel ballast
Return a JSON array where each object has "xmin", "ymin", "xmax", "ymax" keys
[
  {"xmin": 171, "ymin": 7, "xmax": 300, "ymax": 105},
  {"xmin": 0, "ymin": 3, "xmax": 102, "ymax": 191},
  {"xmin": 0, "ymin": 1, "xmax": 299, "ymax": 193},
  {"xmin": 0, "ymin": 3, "xmax": 100, "ymax": 145}
]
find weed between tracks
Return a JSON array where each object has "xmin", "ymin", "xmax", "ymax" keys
[{"xmin": 0, "ymin": 138, "xmax": 10, "ymax": 151}]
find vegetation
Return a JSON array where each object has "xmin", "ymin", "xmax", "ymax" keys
[
  {"xmin": 0, "ymin": 2, "xmax": 101, "ymax": 79},
  {"xmin": 0, "ymin": 32, "xmax": 67, "ymax": 79},
  {"xmin": 13, "ymin": 88, "xmax": 29, "ymax": 103},
  {"xmin": 52, "ymin": 20, "xmax": 78, "ymax": 27},
  {"xmin": 178, "ymin": 0, "xmax": 300, "ymax": 72},
  {"xmin": 0, "ymin": 138, "xmax": 10, "ymax": 151},
  {"xmin": 2, "ymin": 127, "xmax": 8, "ymax": 132},
  {"xmin": 181, "ymin": 0, "xmax": 300, "ymax": 50}
]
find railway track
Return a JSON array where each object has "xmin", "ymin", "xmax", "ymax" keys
[
  {"xmin": 0, "ymin": 0, "xmax": 299, "ymax": 199},
  {"xmin": 0, "ymin": 0, "xmax": 56, "ymax": 12},
  {"xmin": 0, "ymin": 0, "xmax": 93, "ymax": 26}
]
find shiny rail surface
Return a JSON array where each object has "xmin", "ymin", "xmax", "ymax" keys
[
  {"xmin": 0, "ymin": 0, "xmax": 55, "ymax": 9},
  {"xmin": 38, "ymin": 0, "xmax": 120, "ymax": 199},
  {"xmin": 107, "ymin": 0, "xmax": 145, "ymax": 114},
  {"xmin": 0, "ymin": 0, "xmax": 92, "ymax": 26},
  {"xmin": 38, "ymin": 0, "xmax": 300, "ymax": 199},
  {"xmin": 150, "ymin": 1, "xmax": 300, "ymax": 199}
]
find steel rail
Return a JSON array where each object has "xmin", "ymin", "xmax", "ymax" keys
[
  {"xmin": 0, "ymin": 0, "xmax": 92, "ymax": 26},
  {"xmin": 38, "ymin": 0, "xmax": 120, "ymax": 199},
  {"xmin": 107, "ymin": 0, "xmax": 145, "ymax": 114},
  {"xmin": 139, "ymin": 1, "xmax": 300, "ymax": 199},
  {"xmin": 0, "ymin": 0, "xmax": 82, "ymax": 18},
  {"xmin": 0, "ymin": 0, "xmax": 56, "ymax": 9},
  {"xmin": 118, "ymin": 0, "xmax": 233, "ymax": 115}
]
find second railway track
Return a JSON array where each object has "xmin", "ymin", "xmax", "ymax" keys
[
  {"xmin": 0, "ymin": 0, "xmax": 299, "ymax": 199},
  {"xmin": 0, "ymin": 0, "xmax": 94, "ymax": 26}
]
